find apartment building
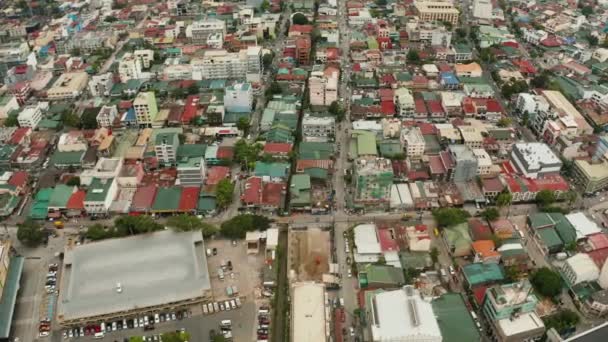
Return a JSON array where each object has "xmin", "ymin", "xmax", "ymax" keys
[
  {"xmin": 178, "ymin": 157, "xmax": 206, "ymax": 186},
  {"xmin": 192, "ymin": 47, "xmax": 261, "ymax": 81},
  {"xmin": 154, "ymin": 132, "xmax": 179, "ymax": 165},
  {"xmin": 118, "ymin": 53, "xmax": 144, "ymax": 83},
  {"xmin": 88, "ymin": 73, "xmax": 114, "ymax": 97},
  {"xmin": 96, "ymin": 105, "xmax": 118, "ymax": 128},
  {"xmin": 0, "ymin": 42, "xmax": 29, "ymax": 78},
  {"xmin": 400, "ymin": 127, "xmax": 425, "ymax": 159},
  {"xmin": 17, "ymin": 104, "xmax": 43, "ymax": 128},
  {"xmin": 133, "ymin": 50, "xmax": 154, "ymax": 69},
  {"xmin": 459, "ymin": 126, "xmax": 484, "ymax": 149},
  {"xmin": 133, "ymin": 92, "xmax": 159, "ymax": 127},
  {"xmin": 246, "ymin": 46, "xmax": 262, "ymax": 83},
  {"xmin": 450, "ymin": 145, "xmax": 478, "ymax": 183},
  {"xmin": 510, "ymin": 143, "xmax": 562, "ymax": 179},
  {"xmin": 308, "ymin": 67, "xmax": 338, "ymax": 107},
  {"xmin": 573, "ymin": 159, "xmax": 608, "ymax": 194},
  {"xmin": 302, "ymin": 116, "xmax": 335, "ymax": 142},
  {"xmin": 414, "ymin": 1, "xmax": 460, "ymax": 26},
  {"xmin": 186, "ymin": 19, "xmax": 226, "ymax": 44},
  {"xmin": 394, "ymin": 87, "xmax": 415, "ymax": 116},
  {"xmin": 47, "ymin": 72, "xmax": 89, "ymax": 100},
  {"xmin": 224, "ymin": 83, "xmax": 253, "ymax": 113},
  {"xmin": 84, "ymin": 177, "xmax": 118, "ymax": 215},
  {"xmin": 473, "ymin": 148, "xmax": 492, "ymax": 175},
  {"xmin": 472, "ymin": 0, "xmax": 493, "ymax": 20}
]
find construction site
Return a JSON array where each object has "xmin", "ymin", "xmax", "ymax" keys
[{"xmin": 287, "ymin": 227, "xmax": 331, "ymax": 282}]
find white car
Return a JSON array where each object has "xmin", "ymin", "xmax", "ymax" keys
[
  {"xmin": 144, "ymin": 316, "xmax": 149, "ymax": 326},
  {"xmin": 112, "ymin": 322, "xmax": 117, "ymax": 331},
  {"xmin": 154, "ymin": 313, "xmax": 160, "ymax": 324},
  {"xmin": 134, "ymin": 319, "xmax": 139, "ymax": 328},
  {"xmin": 347, "ymin": 269, "xmax": 352, "ymax": 278},
  {"xmin": 171, "ymin": 312, "xmax": 177, "ymax": 320}
]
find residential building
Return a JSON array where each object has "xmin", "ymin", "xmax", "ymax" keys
[
  {"xmin": 515, "ymin": 93, "xmax": 550, "ymax": 116},
  {"xmin": 400, "ymin": 127, "xmax": 425, "ymax": 159},
  {"xmin": 573, "ymin": 159, "xmax": 608, "ymax": 194},
  {"xmin": 353, "ymin": 158, "xmax": 394, "ymax": 210},
  {"xmin": 459, "ymin": 126, "xmax": 484, "ymax": 149},
  {"xmin": 291, "ymin": 282, "xmax": 327, "ymax": 342},
  {"xmin": 193, "ymin": 47, "xmax": 261, "ymax": 81},
  {"xmin": 309, "ymin": 67, "xmax": 338, "ymax": 107},
  {"xmin": 394, "ymin": 87, "xmax": 414, "ymax": 117},
  {"xmin": 133, "ymin": 50, "xmax": 154, "ymax": 69},
  {"xmin": 246, "ymin": 45, "xmax": 262, "ymax": 83},
  {"xmin": 133, "ymin": 92, "xmax": 159, "ymax": 127},
  {"xmin": 80, "ymin": 158, "xmax": 123, "ymax": 186},
  {"xmin": 117, "ymin": 163, "xmax": 144, "ymax": 188},
  {"xmin": 473, "ymin": 148, "xmax": 492, "ymax": 175},
  {"xmin": 96, "ymin": 105, "xmax": 117, "ymax": 128},
  {"xmin": 472, "ymin": 0, "xmax": 492, "ymax": 20},
  {"xmin": 562, "ymin": 254, "xmax": 600, "ymax": 286},
  {"xmin": 58, "ymin": 131, "xmax": 87, "ymax": 152},
  {"xmin": 224, "ymin": 83, "xmax": 253, "ymax": 113},
  {"xmin": 368, "ymin": 286, "xmax": 442, "ymax": 342},
  {"xmin": 0, "ymin": 95, "xmax": 19, "ymax": 118},
  {"xmin": 47, "ymin": 72, "xmax": 89, "ymax": 100},
  {"xmin": 415, "ymin": 1, "xmax": 459, "ymax": 26},
  {"xmin": 482, "ymin": 280, "xmax": 545, "ymax": 342},
  {"xmin": 0, "ymin": 42, "xmax": 30, "ymax": 78},
  {"xmin": 155, "ymin": 132, "xmax": 179, "ymax": 165},
  {"xmin": 118, "ymin": 53, "xmax": 144, "ymax": 83},
  {"xmin": 450, "ymin": 145, "xmax": 478, "ymax": 182},
  {"xmin": 455, "ymin": 62, "xmax": 483, "ymax": 78},
  {"xmin": 17, "ymin": 104, "xmax": 43, "ymax": 128},
  {"xmin": 88, "ymin": 73, "xmax": 114, "ymax": 97},
  {"xmin": 522, "ymin": 29, "xmax": 548, "ymax": 45},
  {"xmin": 186, "ymin": 19, "xmax": 226, "ymax": 44},
  {"xmin": 510, "ymin": 143, "xmax": 562, "ymax": 179},
  {"xmin": 177, "ymin": 157, "xmax": 206, "ymax": 186},
  {"xmin": 302, "ymin": 116, "xmax": 335, "ymax": 142},
  {"xmin": 84, "ymin": 177, "xmax": 118, "ymax": 215}
]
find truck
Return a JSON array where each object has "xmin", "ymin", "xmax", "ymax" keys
[{"xmin": 54, "ymin": 221, "xmax": 64, "ymax": 229}]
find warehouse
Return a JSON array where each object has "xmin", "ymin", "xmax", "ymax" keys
[{"xmin": 57, "ymin": 230, "xmax": 212, "ymax": 326}]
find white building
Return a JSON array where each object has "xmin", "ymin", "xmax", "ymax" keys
[
  {"xmin": 177, "ymin": 157, "xmax": 206, "ymax": 186},
  {"xmin": 308, "ymin": 67, "xmax": 339, "ymax": 107},
  {"xmin": 163, "ymin": 64, "xmax": 193, "ymax": 81},
  {"xmin": 192, "ymin": 47, "xmax": 261, "ymax": 81},
  {"xmin": 206, "ymin": 33, "xmax": 223, "ymax": 49},
  {"xmin": 515, "ymin": 93, "xmax": 550, "ymax": 115},
  {"xmin": 522, "ymin": 28, "xmax": 548, "ymax": 45},
  {"xmin": 118, "ymin": 53, "xmax": 144, "ymax": 83},
  {"xmin": 291, "ymin": 282, "xmax": 328, "ymax": 342},
  {"xmin": 80, "ymin": 158, "xmax": 123, "ymax": 186},
  {"xmin": 96, "ymin": 105, "xmax": 117, "ymax": 128},
  {"xmin": 473, "ymin": 148, "xmax": 492, "ymax": 175},
  {"xmin": 565, "ymin": 212, "xmax": 602, "ymax": 240},
  {"xmin": 0, "ymin": 95, "xmax": 18, "ymax": 119},
  {"xmin": 394, "ymin": 87, "xmax": 414, "ymax": 117},
  {"xmin": 472, "ymin": 0, "xmax": 493, "ymax": 20},
  {"xmin": 133, "ymin": 92, "xmax": 158, "ymax": 126},
  {"xmin": 224, "ymin": 83, "xmax": 253, "ymax": 113},
  {"xmin": 133, "ymin": 49, "xmax": 154, "ymax": 69},
  {"xmin": 17, "ymin": 103, "xmax": 43, "ymax": 128},
  {"xmin": 381, "ymin": 119, "xmax": 401, "ymax": 139},
  {"xmin": 246, "ymin": 45, "xmax": 262, "ymax": 83},
  {"xmin": 369, "ymin": 286, "xmax": 442, "ymax": 342},
  {"xmin": 302, "ymin": 116, "xmax": 335, "ymax": 142},
  {"xmin": 83, "ymin": 177, "xmax": 118, "ymax": 215},
  {"xmin": 400, "ymin": 127, "xmax": 425, "ymax": 159},
  {"xmin": 88, "ymin": 73, "xmax": 114, "ymax": 97},
  {"xmin": 390, "ymin": 184, "xmax": 414, "ymax": 211},
  {"xmin": 186, "ymin": 19, "xmax": 226, "ymax": 44},
  {"xmin": 592, "ymin": 48, "xmax": 608, "ymax": 63},
  {"xmin": 510, "ymin": 142, "xmax": 562, "ymax": 179},
  {"xmin": 562, "ymin": 253, "xmax": 600, "ymax": 286}
]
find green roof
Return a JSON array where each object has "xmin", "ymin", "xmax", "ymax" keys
[
  {"xmin": 549, "ymin": 213, "xmax": 576, "ymax": 245},
  {"xmin": 85, "ymin": 178, "xmax": 114, "ymax": 202},
  {"xmin": 353, "ymin": 130, "xmax": 378, "ymax": 157},
  {"xmin": 378, "ymin": 140, "xmax": 402, "ymax": 157},
  {"xmin": 197, "ymin": 194, "xmax": 216, "ymax": 213},
  {"xmin": 37, "ymin": 118, "xmax": 62, "ymax": 130},
  {"xmin": 528, "ymin": 213, "xmax": 555, "ymax": 230},
  {"xmin": 177, "ymin": 144, "xmax": 207, "ymax": 159},
  {"xmin": 0, "ymin": 145, "xmax": 16, "ymax": 163},
  {"xmin": 462, "ymin": 263, "xmax": 505, "ymax": 287},
  {"xmin": 155, "ymin": 132, "xmax": 179, "ymax": 146},
  {"xmin": 50, "ymin": 150, "xmax": 85, "ymax": 167},
  {"xmin": 49, "ymin": 185, "xmax": 75, "ymax": 208},
  {"xmin": 399, "ymin": 251, "xmax": 432, "ymax": 269},
  {"xmin": 359, "ymin": 264, "xmax": 405, "ymax": 288},
  {"xmin": 303, "ymin": 167, "xmax": 329, "ymax": 180},
  {"xmin": 0, "ymin": 193, "xmax": 19, "ymax": 217},
  {"xmin": 290, "ymin": 174, "xmax": 311, "ymax": 207},
  {"xmin": 0, "ymin": 256, "xmax": 24, "ymax": 339},
  {"xmin": 299, "ymin": 142, "xmax": 334, "ymax": 160},
  {"xmin": 264, "ymin": 124, "xmax": 294, "ymax": 143},
  {"xmin": 152, "ymin": 187, "xmax": 182, "ymax": 212},
  {"xmin": 432, "ymin": 293, "xmax": 481, "ymax": 342},
  {"xmin": 444, "ymin": 222, "xmax": 472, "ymax": 256},
  {"xmin": 537, "ymin": 227, "xmax": 563, "ymax": 251},
  {"xmin": 254, "ymin": 162, "xmax": 290, "ymax": 179},
  {"xmin": 28, "ymin": 188, "xmax": 53, "ymax": 219}
]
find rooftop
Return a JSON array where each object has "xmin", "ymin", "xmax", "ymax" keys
[{"xmin": 291, "ymin": 282, "xmax": 326, "ymax": 342}]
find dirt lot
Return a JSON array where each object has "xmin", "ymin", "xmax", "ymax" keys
[
  {"xmin": 288, "ymin": 228, "xmax": 331, "ymax": 282},
  {"xmin": 205, "ymin": 238, "xmax": 266, "ymax": 302}
]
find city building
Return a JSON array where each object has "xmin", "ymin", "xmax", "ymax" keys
[
  {"xmin": 118, "ymin": 53, "xmax": 144, "ymax": 83},
  {"xmin": 449, "ymin": 145, "xmax": 478, "ymax": 183},
  {"xmin": 459, "ymin": 126, "xmax": 484, "ymax": 149},
  {"xmin": 472, "ymin": 0, "xmax": 493, "ymax": 20},
  {"xmin": 193, "ymin": 46, "xmax": 261, "ymax": 82},
  {"xmin": 0, "ymin": 239, "xmax": 24, "ymax": 341},
  {"xmin": 415, "ymin": 1, "xmax": 460, "ymax": 26},
  {"xmin": 133, "ymin": 92, "xmax": 159, "ymax": 127},
  {"xmin": 47, "ymin": 72, "xmax": 89, "ymax": 100},
  {"xmin": 309, "ymin": 66, "xmax": 339, "ymax": 107},
  {"xmin": 17, "ymin": 103, "xmax": 43, "ymax": 128},
  {"xmin": 472, "ymin": 148, "xmax": 492, "ymax": 175},
  {"xmin": 572, "ymin": 159, "xmax": 608, "ymax": 194},
  {"xmin": 88, "ymin": 73, "xmax": 114, "ymax": 97},
  {"xmin": 96, "ymin": 105, "xmax": 117, "ymax": 128},
  {"xmin": 394, "ymin": 88, "xmax": 415, "ymax": 117},
  {"xmin": 353, "ymin": 158, "xmax": 394, "ymax": 210},
  {"xmin": 155, "ymin": 132, "xmax": 179, "ymax": 165},
  {"xmin": 246, "ymin": 46, "xmax": 262, "ymax": 83},
  {"xmin": 510, "ymin": 143, "xmax": 562, "ymax": 179},
  {"xmin": 83, "ymin": 177, "xmax": 118, "ymax": 215},
  {"xmin": 302, "ymin": 116, "xmax": 335, "ymax": 142},
  {"xmin": 400, "ymin": 127, "xmax": 425, "ymax": 159},
  {"xmin": 178, "ymin": 157, "xmax": 206, "ymax": 186},
  {"xmin": 368, "ymin": 286, "xmax": 442, "ymax": 342},
  {"xmin": 57, "ymin": 230, "xmax": 212, "ymax": 326},
  {"xmin": 291, "ymin": 282, "xmax": 327, "ymax": 342},
  {"xmin": 482, "ymin": 280, "xmax": 545, "ymax": 342},
  {"xmin": 186, "ymin": 19, "xmax": 226, "ymax": 44},
  {"xmin": 561, "ymin": 254, "xmax": 600, "ymax": 286},
  {"xmin": 224, "ymin": 83, "xmax": 253, "ymax": 113},
  {"xmin": 133, "ymin": 50, "xmax": 154, "ymax": 69}
]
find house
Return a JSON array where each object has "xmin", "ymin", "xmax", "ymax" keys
[
  {"xmin": 471, "ymin": 240, "xmax": 501, "ymax": 263},
  {"xmin": 84, "ymin": 177, "xmax": 118, "ymax": 216},
  {"xmin": 358, "ymin": 264, "xmax": 405, "ymax": 289},
  {"xmin": 443, "ymin": 222, "xmax": 473, "ymax": 257}
]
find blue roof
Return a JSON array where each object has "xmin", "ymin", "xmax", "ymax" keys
[
  {"xmin": 123, "ymin": 108, "xmax": 136, "ymax": 122},
  {"xmin": 210, "ymin": 79, "xmax": 226, "ymax": 89},
  {"xmin": 0, "ymin": 256, "xmax": 24, "ymax": 338},
  {"xmin": 441, "ymin": 72, "xmax": 459, "ymax": 85}
]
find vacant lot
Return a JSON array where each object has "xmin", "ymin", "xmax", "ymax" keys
[{"xmin": 288, "ymin": 228, "xmax": 330, "ymax": 282}]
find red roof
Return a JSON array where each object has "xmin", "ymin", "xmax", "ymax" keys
[
  {"xmin": 178, "ymin": 186, "xmax": 200, "ymax": 211},
  {"xmin": 9, "ymin": 127, "xmax": 30, "ymax": 145},
  {"xmin": 501, "ymin": 161, "xmax": 516, "ymax": 175},
  {"xmin": 264, "ymin": 143, "xmax": 293, "ymax": 154},
  {"xmin": 380, "ymin": 100, "xmax": 395, "ymax": 115},
  {"xmin": 533, "ymin": 175, "xmax": 569, "ymax": 192},
  {"xmin": 469, "ymin": 219, "xmax": 493, "ymax": 241},
  {"xmin": 242, "ymin": 177, "xmax": 262, "ymax": 204},
  {"xmin": 132, "ymin": 185, "xmax": 157, "ymax": 210},
  {"xmin": 472, "ymin": 286, "xmax": 488, "ymax": 305},
  {"xmin": 378, "ymin": 88, "xmax": 394, "ymax": 102},
  {"xmin": 486, "ymin": 99, "xmax": 503, "ymax": 113},
  {"xmin": 427, "ymin": 100, "xmax": 444, "ymax": 114},
  {"xmin": 206, "ymin": 166, "xmax": 230, "ymax": 185},
  {"xmin": 290, "ymin": 24, "xmax": 314, "ymax": 34},
  {"xmin": 428, "ymin": 155, "xmax": 446, "ymax": 175},
  {"xmin": 262, "ymin": 182, "xmax": 285, "ymax": 207},
  {"xmin": 417, "ymin": 122, "xmax": 437, "ymax": 135},
  {"xmin": 588, "ymin": 248, "xmax": 608, "ymax": 268},
  {"xmin": 482, "ymin": 177, "xmax": 505, "ymax": 192},
  {"xmin": 378, "ymin": 228, "xmax": 399, "ymax": 252},
  {"xmin": 501, "ymin": 41, "xmax": 519, "ymax": 48},
  {"xmin": 541, "ymin": 36, "xmax": 562, "ymax": 47},
  {"xmin": 182, "ymin": 95, "xmax": 200, "ymax": 123},
  {"xmin": 589, "ymin": 233, "xmax": 608, "ymax": 251},
  {"xmin": 119, "ymin": 100, "xmax": 132, "ymax": 109},
  {"xmin": 66, "ymin": 190, "xmax": 86, "ymax": 210},
  {"xmin": 217, "ymin": 146, "xmax": 234, "ymax": 160},
  {"xmin": 8, "ymin": 171, "xmax": 28, "ymax": 189},
  {"xmin": 415, "ymin": 98, "xmax": 427, "ymax": 114}
]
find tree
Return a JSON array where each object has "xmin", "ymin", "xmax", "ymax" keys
[
  {"xmin": 237, "ymin": 117, "xmax": 251, "ymax": 135},
  {"xmin": 490, "ymin": 233, "xmax": 503, "ymax": 248},
  {"xmin": 480, "ymin": 207, "xmax": 500, "ymax": 222},
  {"xmin": 455, "ymin": 28, "xmax": 467, "ymax": 39},
  {"xmin": 536, "ymin": 190, "xmax": 556, "ymax": 207},
  {"xmin": 497, "ymin": 117, "xmax": 512, "ymax": 127},
  {"xmin": 430, "ymin": 247, "xmax": 439, "ymax": 265},
  {"xmin": 587, "ymin": 34, "xmax": 599, "ymax": 46},
  {"xmin": 4, "ymin": 113, "xmax": 18, "ymax": 127},
  {"xmin": 234, "ymin": 140, "xmax": 263, "ymax": 169},
  {"xmin": 543, "ymin": 309, "xmax": 580, "ymax": 334},
  {"xmin": 504, "ymin": 265, "xmax": 521, "ymax": 282},
  {"xmin": 129, "ymin": 337, "xmax": 145, "ymax": 342},
  {"xmin": 496, "ymin": 192, "xmax": 512, "ymax": 208},
  {"xmin": 328, "ymin": 101, "xmax": 346, "ymax": 121},
  {"xmin": 260, "ymin": 0, "xmax": 270, "ymax": 11},
  {"xmin": 61, "ymin": 110, "xmax": 80, "ymax": 128},
  {"xmin": 479, "ymin": 48, "xmax": 496, "ymax": 63},
  {"xmin": 86, "ymin": 224, "xmax": 113, "ymax": 241},
  {"xmin": 17, "ymin": 220, "xmax": 44, "ymax": 247},
  {"xmin": 212, "ymin": 335, "xmax": 227, "ymax": 342},
  {"xmin": 530, "ymin": 267, "xmax": 562, "ymax": 298},
  {"xmin": 220, "ymin": 214, "xmax": 271, "ymax": 239},
  {"xmin": 292, "ymin": 13, "xmax": 309, "ymax": 25},
  {"xmin": 187, "ymin": 83, "xmax": 199, "ymax": 95},
  {"xmin": 501, "ymin": 80, "xmax": 529, "ymax": 99},
  {"xmin": 432, "ymin": 208, "xmax": 470, "ymax": 227},
  {"xmin": 406, "ymin": 49, "xmax": 421, "ymax": 64},
  {"xmin": 265, "ymin": 81, "xmax": 282, "ymax": 100},
  {"xmin": 171, "ymin": 87, "xmax": 185, "ymax": 99},
  {"xmin": 66, "ymin": 176, "xmax": 81, "ymax": 187},
  {"xmin": 442, "ymin": 21, "xmax": 453, "ymax": 31},
  {"xmin": 80, "ymin": 110, "xmax": 99, "ymax": 129},
  {"xmin": 581, "ymin": 5, "xmax": 593, "ymax": 17},
  {"xmin": 161, "ymin": 331, "xmax": 191, "ymax": 342},
  {"xmin": 531, "ymin": 72, "xmax": 551, "ymax": 88},
  {"xmin": 564, "ymin": 191, "xmax": 577, "ymax": 207},
  {"xmin": 104, "ymin": 15, "xmax": 118, "ymax": 22},
  {"xmin": 216, "ymin": 179, "xmax": 235, "ymax": 209},
  {"xmin": 375, "ymin": 0, "xmax": 387, "ymax": 5},
  {"xmin": 167, "ymin": 215, "xmax": 218, "ymax": 237},
  {"xmin": 114, "ymin": 215, "xmax": 163, "ymax": 237},
  {"xmin": 262, "ymin": 53, "xmax": 274, "ymax": 69}
]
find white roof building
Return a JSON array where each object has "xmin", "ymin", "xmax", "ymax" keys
[
  {"xmin": 370, "ymin": 286, "xmax": 442, "ymax": 342},
  {"xmin": 352, "ymin": 120, "xmax": 383, "ymax": 133},
  {"xmin": 291, "ymin": 282, "xmax": 328, "ymax": 342},
  {"xmin": 566, "ymin": 212, "xmax": 602, "ymax": 240},
  {"xmin": 562, "ymin": 253, "xmax": 600, "ymax": 286},
  {"xmin": 354, "ymin": 224, "xmax": 382, "ymax": 264},
  {"xmin": 390, "ymin": 184, "xmax": 414, "ymax": 210},
  {"xmin": 510, "ymin": 142, "xmax": 562, "ymax": 179}
]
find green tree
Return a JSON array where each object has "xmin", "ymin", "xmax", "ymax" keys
[
  {"xmin": 530, "ymin": 267, "xmax": 562, "ymax": 298},
  {"xmin": 237, "ymin": 117, "xmax": 251, "ymax": 135},
  {"xmin": 536, "ymin": 190, "xmax": 556, "ymax": 207},
  {"xmin": 531, "ymin": 71, "xmax": 551, "ymax": 88},
  {"xmin": 442, "ymin": 21, "xmax": 453, "ymax": 31},
  {"xmin": 234, "ymin": 140, "xmax": 263, "ymax": 169},
  {"xmin": 480, "ymin": 207, "xmax": 500, "ymax": 222},
  {"xmin": 497, "ymin": 117, "xmax": 512, "ymax": 127},
  {"xmin": 432, "ymin": 208, "xmax": 470, "ymax": 227},
  {"xmin": 171, "ymin": 87, "xmax": 185, "ymax": 99},
  {"xmin": 220, "ymin": 214, "xmax": 271, "ymax": 239},
  {"xmin": 495, "ymin": 192, "xmax": 512, "ymax": 208},
  {"xmin": 406, "ymin": 49, "xmax": 421, "ymax": 64},
  {"xmin": 265, "ymin": 81, "xmax": 282, "ymax": 100},
  {"xmin": 161, "ymin": 331, "xmax": 191, "ymax": 342},
  {"xmin": 80, "ymin": 110, "xmax": 99, "ymax": 129},
  {"xmin": 66, "ymin": 176, "xmax": 81, "ymax": 187},
  {"xmin": 328, "ymin": 101, "xmax": 346, "ymax": 121},
  {"xmin": 292, "ymin": 13, "xmax": 309, "ymax": 25},
  {"xmin": 17, "ymin": 220, "xmax": 44, "ymax": 247},
  {"xmin": 61, "ymin": 110, "xmax": 81, "ymax": 128},
  {"xmin": 187, "ymin": 83, "xmax": 199, "ymax": 95},
  {"xmin": 86, "ymin": 224, "xmax": 113, "ymax": 241},
  {"xmin": 430, "ymin": 247, "xmax": 439, "ymax": 265},
  {"xmin": 212, "ymin": 335, "xmax": 227, "ymax": 342},
  {"xmin": 522, "ymin": 111, "xmax": 530, "ymax": 127},
  {"xmin": 4, "ymin": 113, "xmax": 19, "ymax": 127},
  {"xmin": 504, "ymin": 265, "xmax": 521, "ymax": 282},
  {"xmin": 216, "ymin": 179, "xmax": 235, "ymax": 209},
  {"xmin": 581, "ymin": 5, "xmax": 593, "ymax": 16},
  {"xmin": 130, "ymin": 337, "xmax": 145, "ymax": 342},
  {"xmin": 114, "ymin": 215, "xmax": 163, "ymax": 236},
  {"xmin": 167, "ymin": 215, "xmax": 218, "ymax": 237},
  {"xmin": 479, "ymin": 48, "xmax": 496, "ymax": 63},
  {"xmin": 375, "ymin": 0, "xmax": 387, "ymax": 5},
  {"xmin": 262, "ymin": 53, "xmax": 274, "ymax": 69},
  {"xmin": 104, "ymin": 15, "xmax": 118, "ymax": 22},
  {"xmin": 588, "ymin": 34, "xmax": 599, "ymax": 46},
  {"xmin": 543, "ymin": 309, "xmax": 580, "ymax": 333},
  {"xmin": 455, "ymin": 28, "xmax": 467, "ymax": 39},
  {"xmin": 564, "ymin": 191, "xmax": 577, "ymax": 207},
  {"xmin": 260, "ymin": 0, "xmax": 270, "ymax": 11}
]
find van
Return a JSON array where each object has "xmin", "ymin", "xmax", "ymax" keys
[
  {"xmin": 213, "ymin": 302, "xmax": 220, "ymax": 312},
  {"xmin": 235, "ymin": 297, "xmax": 242, "ymax": 307},
  {"xmin": 207, "ymin": 303, "xmax": 214, "ymax": 313},
  {"xmin": 94, "ymin": 332, "xmax": 104, "ymax": 339},
  {"xmin": 230, "ymin": 299, "xmax": 237, "ymax": 309},
  {"xmin": 220, "ymin": 320, "xmax": 232, "ymax": 327},
  {"xmin": 100, "ymin": 322, "xmax": 106, "ymax": 332},
  {"xmin": 203, "ymin": 305, "xmax": 209, "ymax": 314},
  {"xmin": 339, "ymin": 298, "xmax": 344, "ymax": 307},
  {"xmin": 258, "ymin": 308, "xmax": 269, "ymax": 315}
]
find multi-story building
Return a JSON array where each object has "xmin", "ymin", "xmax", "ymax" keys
[
  {"xmin": 224, "ymin": 83, "xmax": 253, "ymax": 113},
  {"xmin": 414, "ymin": 1, "xmax": 460, "ymax": 26},
  {"xmin": 394, "ymin": 88, "xmax": 415, "ymax": 117},
  {"xmin": 96, "ymin": 105, "xmax": 118, "ymax": 128},
  {"xmin": 88, "ymin": 73, "xmax": 114, "ymax": 97},
  {"xmin": 562, "ymin": 254, "xmax": 600, "ymax": 286},
  {"xmin": 47, "ymin": 72, "xmax": 89, "ymax": 100},
  {"xmin": 353, "ymin": 157, "xmax": 394, "ymax": 210},
  {"xmin": 521, "ymin": 29, "xmax": 548, "ymax": 45},
  {"xmin": 472, "ymin": 0, "xmax": 493, "ymax": 19},
  {"xmin": 482, "ymin": 280, "xmax": 545, "ymax": 342},
  {"xmin": 0, "ymin": 95, "xmax": 19, "ymax": 119},
  {"xmin": 450, "ymin": 145, "xmax": 478, "ymax": 183},
  {"xmin": 133, "ymin": 92, "xmax": 159, "ymax": 127},
  {"xmin": 400, "ymin": 127, "xmax": 425, "ymax": 159},
  {"xmin": 186, "ymin": 19, "xmax": 226, "ymax": 44},
  {"xmin": 133, "ymin": 50, "xmax": 154, "ymax": 69},
  {"xmin": 84, "ymin": 177, "xmax": 118, "ymax": 215},
  {"xmin": 17, "ymin": 103, "xmax": 43, "ymax": 128},
  {"xmin": 246, "ymin": 46, "xmax": 262, "ymax": 83},
  {"xmin": 0, "ymin": 42, "xmax": 30, "ymax": 78},
  {"xmin": 302, "ymin": 116, "xmax": 335, "ymax": 142},
  {"xmin": 192, "ymin": 47, "xmax": 261, "ymax": 81},
  {"xmin": 515, "ymin": 93, "xmax": 550, "ymax": 116},
  {"xmin": 572, "ymin": 159, "xmax": 608, "ymax": 194},
  {"xmin": 155, "ymin": 132, "xmax": 179, "ymax": 165},
  {"xmin": 177, "ymin": 157, "xmax": 206, "ymax": 186},
  {"xmin": 459, "ymin": 126, "xmax": 484, "ymax": 149},
  {"xmin": 473, "ymin": 148, "xmax": 492, "ymax": 176},
  {"xmin": 406, "ymin": 20, "xmax": 453, "ymax": 47},
  {"xmin": 118, "ymin": 53, "xmax": 144, "ymax": 83},
  {"xmin": 510, "ymin": 143, "xmax": 562, "ymax": 179},
  {"xmin": 308, "ymin": 67, "xmax": 338, "ymax": 107}
]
